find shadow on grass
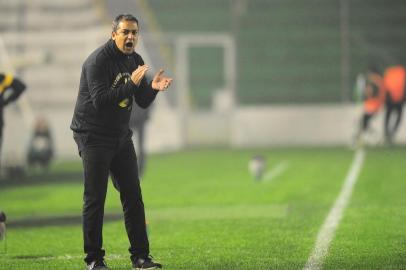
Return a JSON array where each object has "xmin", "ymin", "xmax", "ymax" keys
[
  {"xmin": 8, "ymin": 213, "xmax": 122, "ymax": 228},
  {"xmin": 0, "ymin": 171, "xmax": 82, "ymax": 188},
  {"xmin": 13, "ymin": 254, "xmax": 54, "ymax": 260}
]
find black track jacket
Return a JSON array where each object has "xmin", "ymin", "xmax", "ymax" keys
[
  {"xmin": 0, "ymin": 73, "xmax": 26, "ymax": 128},
  {"xmin": 70, "ymin": 39, "xmax": 157, "ymax": 137}
]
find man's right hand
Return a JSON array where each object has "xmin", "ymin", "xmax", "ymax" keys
[{"xmin": 131, "ymin": 65, "xmax": 149, "ymax": 86}]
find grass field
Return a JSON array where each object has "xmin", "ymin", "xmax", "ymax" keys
[{"xmin": 0, "ymin": 147, "xmax": 405, "ymax": 269}]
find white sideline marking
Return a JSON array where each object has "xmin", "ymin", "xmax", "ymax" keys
[
  {"xmin": 304, "ymin": 149, "xmax": 365, "ymax": 270},
  {"xmin": 263, "ymin": 161, "xmax": 289, "ymax": 182}
]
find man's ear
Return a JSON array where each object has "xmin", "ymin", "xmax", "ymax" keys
[{"xmin": 111, "ymin": 31, "xmax": 116, "ymax": 40}]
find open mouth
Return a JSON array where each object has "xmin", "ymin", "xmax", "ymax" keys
[{"xmin": 125, "ymin": 42, "xmax": 133, "ymax": 49}]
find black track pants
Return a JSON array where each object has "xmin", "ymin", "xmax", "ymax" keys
[{"xmin": 74, "ymin": 132, "xmax": 149, "ymax": 263}]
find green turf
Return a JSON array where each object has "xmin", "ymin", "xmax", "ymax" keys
[
  {"xmin": 324, "ymin": 148, "xmax": 406, "ymax": 269},
  {"xmin": 0, "ymin": 148, "xmax": 405, "ymax": 269}
]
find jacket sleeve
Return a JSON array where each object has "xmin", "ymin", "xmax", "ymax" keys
[
  {"xmin": 3, "ymin": 76, "xmax": 26, "ymax": 106},
  {"xmin": 86, "ymin": 63, "xmax": 140, "ymax": 110},
  {"xmin": 133, "ymin": 77, "xmax": 158, "ymax": 108}
]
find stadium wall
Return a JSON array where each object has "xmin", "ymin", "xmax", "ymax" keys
[
  {"xmin": 146, "ymin": 104, "xmax": 406, "ymax": 149},
  {"xmin": 4, "ymin": 104, "xmax": 404, "ymax": 163},
  {"xmin": 230, "ymin": 104, "xmax": 383, "ymax": 147}
]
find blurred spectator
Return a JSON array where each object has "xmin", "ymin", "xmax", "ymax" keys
[
  {"xmin": 353, "ymin": 66, "xmax": 385, "ymax": 146},
  {"xmin": 0, "ymin": 72, "xmax": 26, "ymax": 168},
  {"xmin": 129, "ymin": 100, "xmax": 151, "ymax": 179},
  {"xmin": 27, "ymin": 116, "xmax": 54, "ymax": 170},
  {"xmin": 383, "ymin": 65, "xmax": 406, "ymax": 145},
  {"xmin": 353, "ymin": 73, "xmax": 366, "ymax": 103}
]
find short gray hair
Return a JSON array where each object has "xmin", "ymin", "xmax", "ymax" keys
[{"xmin": 112, "ymin": 14, "xmax": 139, "ymax": 32}]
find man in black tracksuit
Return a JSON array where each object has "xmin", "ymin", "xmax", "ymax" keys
[
  {"xmin": 71, "ymin": 14, "xmax": 172, "ymax": 270},
  {"xmin": 0, "ymin": 73, "xmax": 26, "ymax": 167}
]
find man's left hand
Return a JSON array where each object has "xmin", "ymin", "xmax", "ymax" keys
[{"xmin": 152, "ymin": 69, "xmax": 173, "ymax": 91}]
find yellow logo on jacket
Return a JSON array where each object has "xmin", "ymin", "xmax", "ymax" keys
[
  {"xmin": 119, "ymin": 98, "xmax": 130, "ymax": 108},
  {"xmin": 111, "ymin": 73, "xmax": 131, "ymax": 108}
]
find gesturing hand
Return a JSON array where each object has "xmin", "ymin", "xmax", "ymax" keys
[
  {"xmin": 151, "ymin": 69, "xmax": 173, "ymax": 91},
  {"xmin": 131, "ymin": 65, "xmax": 149, "ymax": 86}
]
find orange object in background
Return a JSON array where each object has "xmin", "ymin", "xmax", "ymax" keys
[{"xmin": 384, "ymin": 65, "xmax": 406, "ymax": 103}]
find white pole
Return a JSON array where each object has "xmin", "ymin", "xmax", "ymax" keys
[
  {"xmin": 340, "ymin": 0, "xmax": 351, "ymax": 102},
  {"xmin": 175, "ymin": 37, "xmax": 190, "ymax": 147}
]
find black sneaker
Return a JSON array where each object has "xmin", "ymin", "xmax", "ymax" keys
[
  {"xmin": 132, "ymin": 255, "xmax": 162, "ymax": 269},
  {"xmin": 85, "ymin": 260, "xmax": 110, "ymax": 270}
]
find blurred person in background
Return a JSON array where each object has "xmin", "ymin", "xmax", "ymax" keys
[
  {"xmin": 353, "ymin": 72, "xmax": 366, "ymax": 104},
  {"xmin": 70, "ymin": 14, "xmax": 171, "ymax": 270},
  {"xmin": 353, "ymin": 66, "xmax": 385, "ymax": 147},
  {"xmin": 27, "ymin": 116, "xmax": 54, "ymax": 171},
  {"xmin": 129, "ymin": 101, "xmax": 151, "ymax": 179},
  {"xmin": 0, "ymin": 72, "xmax": 26, "ymax": 168},
  {"xmin": 383, "ymin": 65, "xmax": 406, "ymax": 145}
]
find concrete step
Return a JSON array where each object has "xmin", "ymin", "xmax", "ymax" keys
[
  {"xmin": 23, "ymin": 66, "xmax": 78, "ymax": 87},
  {"xmin": 2, "ymin": 27, "xmax": 109, "ymax": 47}
]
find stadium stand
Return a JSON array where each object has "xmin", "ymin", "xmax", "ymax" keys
[
  {"xmin": 2, "ymin": 0, "xmax": 405, "ymax": 107},
  {"xmin": 0, "ymin": 0, "xmax": 111, "ymax": 160},
  {"xmin": 147, "ymin": 0, "xmax": 406, "ymax": 105},
  {"xmin": 0, "ymin": 0, "xmax": 107, "ymax": 108},
  {"xmin": 0, "ymin": 0, "xmax": 405, "ymax": 157}
]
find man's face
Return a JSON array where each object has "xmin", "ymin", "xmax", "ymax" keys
[{"xmin": 112, "ymin": 20, "xmax": 139, "ymax": 55}]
